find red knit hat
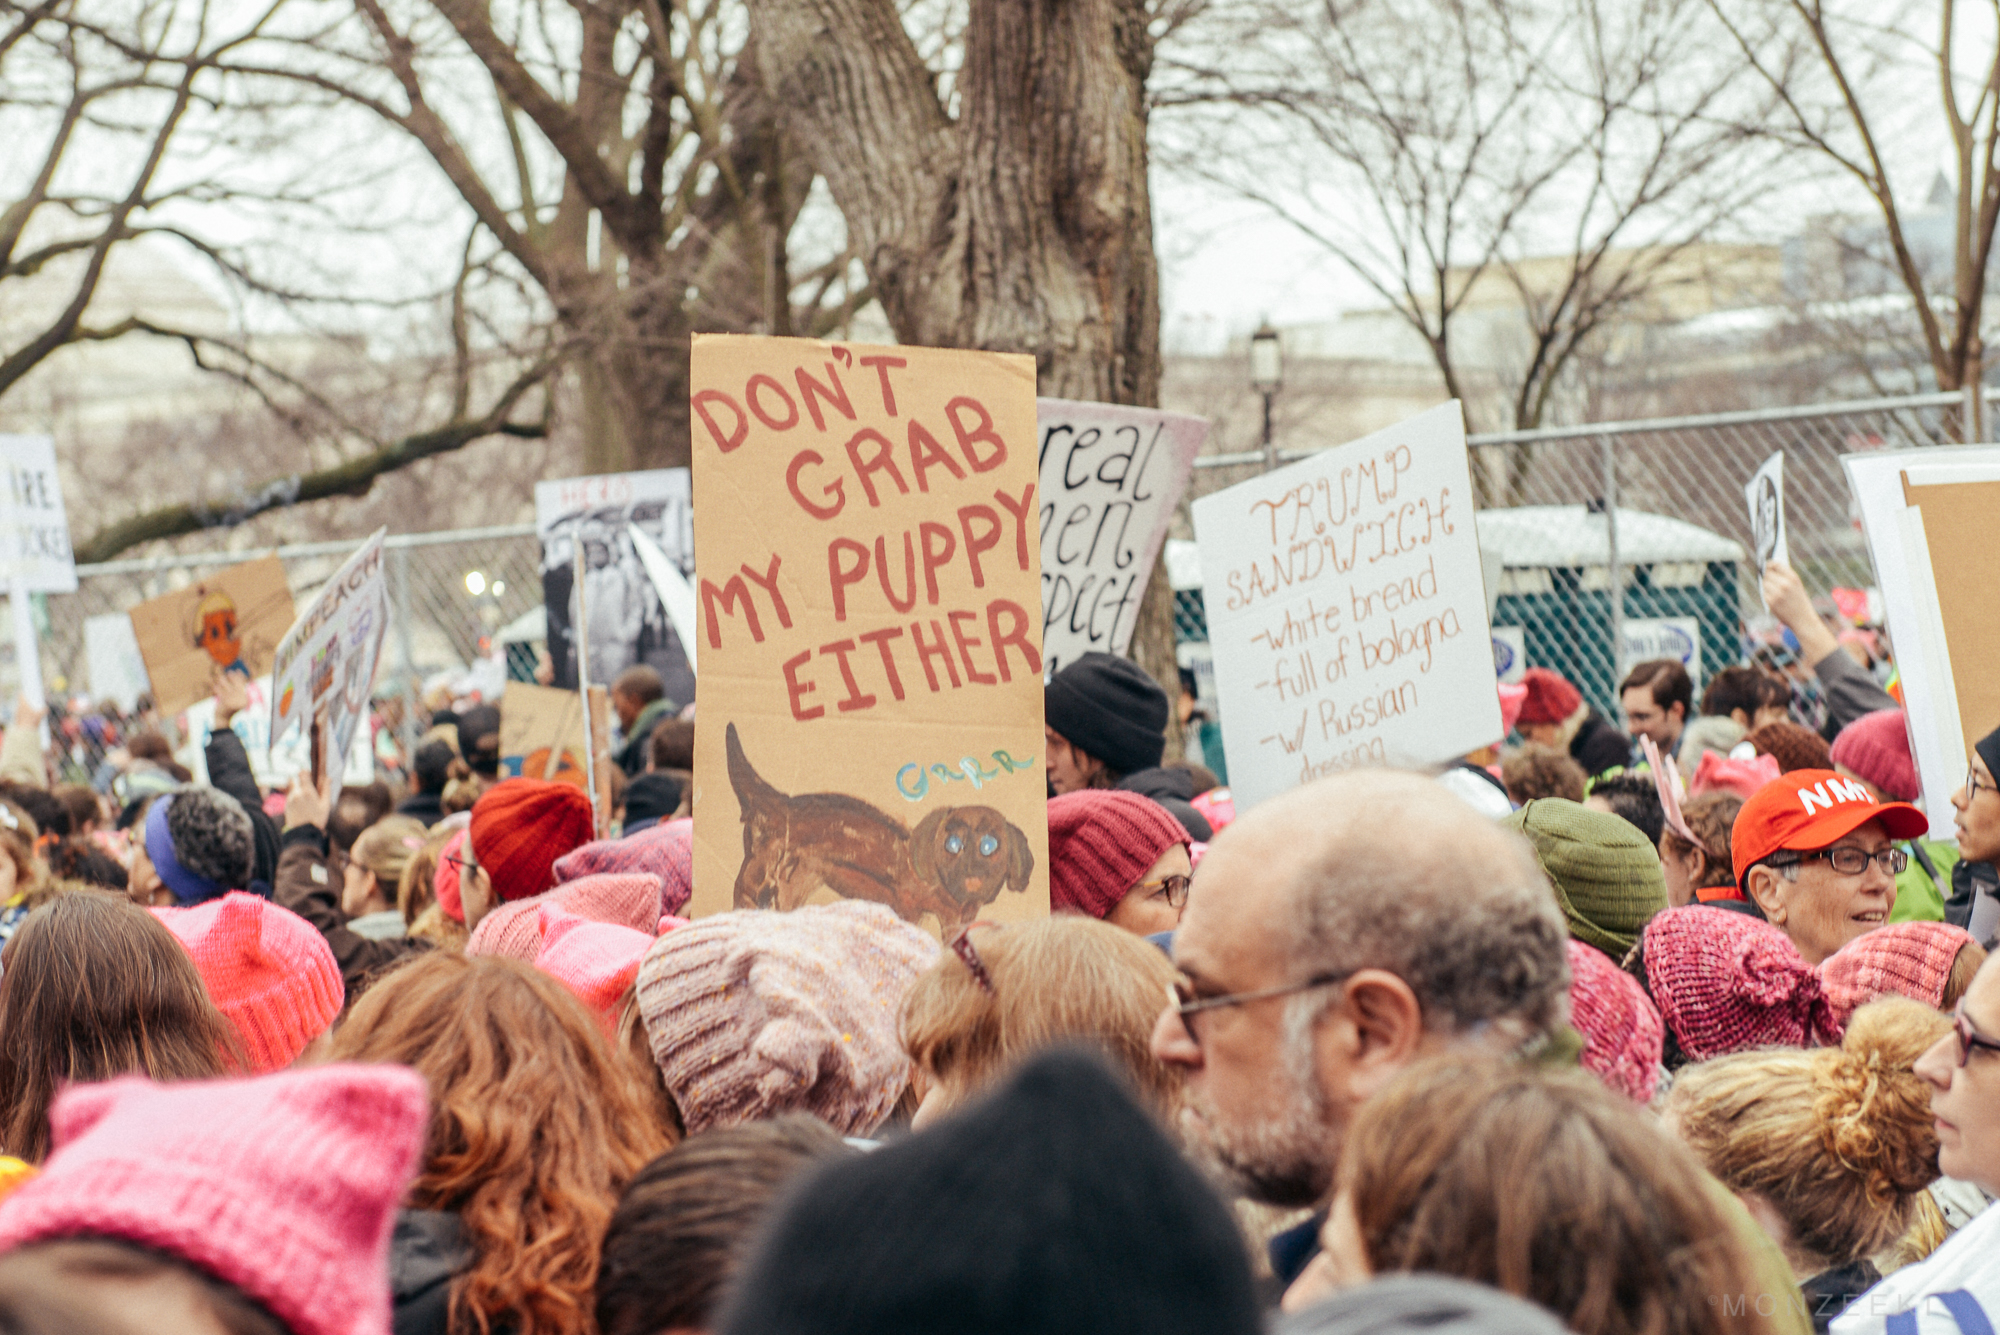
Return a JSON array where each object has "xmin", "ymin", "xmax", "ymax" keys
[
  {"xmin": 0, "ymin": 1066, "xmax": 427, "ymax": 1335},
  {"xmin": 1046, "ymin": 790, "xmax": 1190, "ymax": 920},
  {"xmin": 1566, "ymin": 940, "xmax": 1662, "ymax": 1104},
  {"xmin": 1830, "ymin": 709, "xmax": 1919, "ymax": 803},
  {"xmin": 1515, "ymin": 668, "xmax": 1581, "ymax": 726},
  {"xmin": 469, "ymin": 778, "xmax": 595, "ymax": 903},
  {"xmin": 152, "ymin": 892, "xmax": 344, "ymax": 1072},
  {"xmin": 1821, "ymin": 921, "xmax": 1976, "ymax": 1011},
  {"xmin": 1730, "ymin": 768, "xmax": 1927, "ymax": 886},
  {"xmin": 1641, "ymin": 906, "xmax": 1844, "ymax": 1059}
]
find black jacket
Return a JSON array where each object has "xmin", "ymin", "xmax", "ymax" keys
[
  {"xmin": 1115, "ymin": 767, "xmax": 1215, "ymax": 841},
  {"xmin": 1569, "ymin": 710, "xmax": 1631, "ymax": 780},
  {"xmin": 390, "ymin": 1209, "xmax": 470, "ymax": 1335},
  {"xmin": 204, "ymin": 727, "xmax": 278, "ymax": 895},
  {"xmin": 396, "ymin": 790, "xmax": 445, "ymax": 828}
]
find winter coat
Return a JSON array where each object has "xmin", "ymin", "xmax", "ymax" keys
[
  {"xmin": 390, "ymin": 1209, "xmax": 471, "ymax": 1335},
  {"xmin": 273, "ymin": 823, "xmax": 429, "ymax": 1002},
  {"xmin": 613, "ymin": 696, "xmax": 676, "ymax": 778},
  {"xmin": 396, "ymin": 790, "xmax": 446, "ymax": 828},
  {"xmin": 1115, "ymin": 766, "xmax": 1214, "ymax": 841},
  {"xmin": 1813, "ymin": 648, "xmax": 1898, "ymax": 743},
  {"xmin": 204, "ymin": 728, "xmax": 278, "ymax": 895}
]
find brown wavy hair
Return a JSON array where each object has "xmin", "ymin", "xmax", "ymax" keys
[
  {"xmin": 1659, "ymin": 792, "xmax": 1744, "ymax": 891},
  {"xmin": 331, "ymin": 953, "xmax": 668, "ymax": 1335},
  {"xmin": 1339, "ymin": 1057, "xmax": 1781, "ymax": 1335},
  {"xmin": 0, "ymin": 893, "xmax": 236, "ymax": 1162},
  {"xmin": 901, "ymin": 915, "xmax": 1183, "ymax": 1119},
  {"xmin": 1668, "ymin": 995, "xmax": 1950, "ymax": 1266}
]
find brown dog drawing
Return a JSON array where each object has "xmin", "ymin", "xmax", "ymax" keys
[{"xmin": 726, "ymin": 722, "xmax": 1034, "ymax": 930}]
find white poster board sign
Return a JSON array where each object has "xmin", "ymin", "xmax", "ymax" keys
[
  {"xmin": 0, "ymin": 436, "xmax": 75, "ymax": 594},
  {"xmin": 268, "ymin": 529, "xmax": 388, "ymax": 808},
  {"xmin": 1192, "ymin": 401, "xmax": 1500, "ymax": 810},
  {"xmin": 1619, "ymin": 616, "xmax": 1703, "ymax": 685},
  {"xmin": 1745, "ymin": 450, "xmax": 1788, "ymax": 600},
  {"xmin": 181, "ymin": 675, "xmax": 372, "ymax": 790},
  {"xmin": 1037, "ymin": 399, "xmax": 1207, "ymax": 675},
  {"xmin": 1846, "ymin": 446, "xmax": 2000, "ymax": 836},
  {"xmin": 85, "ymin": 613, "xmax": 151, "ymax": 712},
  {"xmin": 535, "ymin": 470, "xmax": 694, "ymax": 703}
]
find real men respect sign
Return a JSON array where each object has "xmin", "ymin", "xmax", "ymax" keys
[{"xmin": 688, "ymin": 335, "xmax": 1050, "ymax": 931}]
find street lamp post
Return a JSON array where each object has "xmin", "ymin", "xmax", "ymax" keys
[{"xmin": 1250, "ymin": 323, "xmax": 1283, "ymax": 472}]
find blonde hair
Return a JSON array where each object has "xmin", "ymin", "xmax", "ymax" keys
[
  {"xmin": 0, "ymin": 801, "xmax": 45, "ymax": 903},
  {"xmin": 900, "ymin": 915, "xmax": 1181, "ymax": 1118},
  {"xmin": 349, "ymin": 815, "xmax": 428, "ymax": 889},
  {"xmin": 1668, "ymin": 996, "xmax": 1949, "ymax": 1266}
]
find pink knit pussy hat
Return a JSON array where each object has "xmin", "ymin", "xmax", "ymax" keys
[
  {"xmin": 465, "ymin": 871, "xmax": 660, "ymax": 962},
  {"xmin": 534, "ymin": 904, "xmax": 651, "ymax": 1038},
  {"xmin": 1642, "ymin": 905, "xmax": 1843, "ymax": 1060},
  {"xmin": 1046, "ymin": 790, "xmax": 1190, "ymax": 920},
  {"xmin": 1566, "ymin": 940, "xmax": 1663, "ymax": 1104},
  {"xmin": 1821, "ymin": 921, "xmax": 1976, "ymax": 1012},
  {"xmin": 152, "ymin": 892, "xmax": 343, "ymax": 1072},
  {"xmin": 554, "ymin": 817, "xmax": 693, "ymax": 916},
  {"xmin": 635, "ymin": 901, "xmax": 939, "ymax": 1136},
  {"xmin": 0, "ymin": 1065, "xmax": 428, "ymax": 1335}
]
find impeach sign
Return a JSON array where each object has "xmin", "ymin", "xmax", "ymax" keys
[
  {"xmin": 688, "ymin": 335, "xmax": 1050, "ymax": 932},
  {"xmin": 1192, "ymin": 402, "xmax": 1500, "ymax": 811}
]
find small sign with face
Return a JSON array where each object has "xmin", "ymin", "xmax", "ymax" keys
[{"xmin": 1745, "ymin": 451, "xmax": 1789, "ymax": 598}]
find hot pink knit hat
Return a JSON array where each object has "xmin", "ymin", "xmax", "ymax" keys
[
  {"xmin": 465, "ymin": 872, "xmax": 660, "ymax": 962},
  {"xmin": 553, "ymin": 817, "xmax": 693, "ymax": 916},
  {"xmin": 1821, "ymin": 921, "xmax": 1976, "ymax": 1011},
  {"xmin": 634, "ymin": 902, "xmax": 939, "ymax": 1136},
  {"xmin": 152, "ymin": 892, "xmax": 344, "ymax": 1072},
  {"xmin": 1642, "ymin": 906, "xmax": 1844, "ymax": 1059},
  {"xmin": 1690, "ymin": 749, "xmax": 1782, "ymax": 799},
  {"xmin": 1830, "ymin": 709, "xmax": 1919, "ymax": 803},
  {"xmin": 1565, "ymin": 940, "xmax": 1663, "ymax": 1104},
  {"xmin": 534, "ymin": 904, "xmax": 651, "ymax": 1037},
  {"xmin": 0, "ymin": 1065, "xmax": 428, "ymax": 1335},
  {"xmin": 1046, "ymin": 790, "xmax": 1190, "ymax": 920}
]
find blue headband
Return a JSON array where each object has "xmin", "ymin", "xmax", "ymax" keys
[{"xmin": 145, "ymin": 794, "xmax": 227, "ymax": 905}]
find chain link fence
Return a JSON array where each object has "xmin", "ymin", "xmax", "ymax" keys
[
  {"xmin": 1181, "ymin": 388, "xmax": 1978, "ymax": 720},
  {"xmin": 37, "ymin": 526, "xmax": 545, "ymax": 784}
]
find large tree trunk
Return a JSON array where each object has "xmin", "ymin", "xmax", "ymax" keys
[{"xmin": 744, "ymin": 0, "xmax": 1176, "ymax": 741}]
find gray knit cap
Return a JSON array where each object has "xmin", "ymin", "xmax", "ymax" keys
[{"xmin": 164, "ymin": 785, "xmax": 256, "ymax": 890}]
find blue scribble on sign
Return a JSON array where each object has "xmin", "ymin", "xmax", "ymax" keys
[{"xmin": 897, "ymin": 750, "xmax": 1037, "ymax": 801}]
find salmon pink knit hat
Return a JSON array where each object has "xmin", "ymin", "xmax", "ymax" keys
[
  {"xmin": 1046, "ymin": 790, "xmax": 1190, "ymax": 920},
  {"xmin": 1690, "ymin": 749, "xmax": 1782, "ymax": 800},
  {"xmin": 1565, "ymin": 940, "xmax": 1663, "ymax": 1104},
  {"xmin": 1821, "ymin": 921, "xmax": 1976, "ymax": 1011},
  {"xmin": 152, "ymin": 892, "xmax": 344, "ymax": 1071},
  {"xmin": 469, "ymin": 778, "xmax": 595, "ymax": 903},
  {"xmin": 635, "ymin": 902, "xmax": 939, "ymax": 1136},
  {"xmin": 1641, "ymin": 906, "xmax": 1844, "ymax": 1059},
  {"xmin": 465, "ymin": 872, "xmax": 660, "ymax": 962},
  {"xmin": 553, "ymin": 816, "xmax": 694, "ymax": 916},
  {"xmin": 533, "ymin": 904, "xmax": 651, "ymax": 1036},
  {"xmin": 1830, "ymin": 709, "xmax": 1919, "ymax": 802},
  {"xmin": 0, "ymin": 1065, "xmax": 428, "ymax": 1335}
]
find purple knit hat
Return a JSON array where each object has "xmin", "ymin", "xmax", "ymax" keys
[
  {"xmin": 1566, "ymin": 940, "xmax": 1663, "ymax": 1104},
  {"xmin": 633, "ymin": 902, "xmax": 938, "ymax": 1136},
  {"xmin": 1642, "ymin": 906, "xmax": 1844, "ymax": 1059},
  {"xmin": 554, "ymin": 817, "xmax": 692, "ymax": 917},
  {"xmin": 1046, "ymin": 791, "xmax": 1190, "ymax": 919}
]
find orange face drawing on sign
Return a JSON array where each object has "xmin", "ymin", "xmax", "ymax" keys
[{"xmin": 192, "ymin": 589, "xmax": 246, "ymax": 675}]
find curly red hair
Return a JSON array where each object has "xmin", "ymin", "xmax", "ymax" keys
[{"xmin": 333, "ymin": 953, "xmax": 668, "ymax": 1335}]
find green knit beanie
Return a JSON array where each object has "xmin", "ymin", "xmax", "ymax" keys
[{"xmin": 1502, "ymin": 798, "xmax": 1666, "ymax": 959}]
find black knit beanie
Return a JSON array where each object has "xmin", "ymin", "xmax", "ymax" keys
[
  {"xmin": 1977, "ymin": 726, "xmax": 2000, "ymax": 791},
  {"xmin": 1043, "ymin": 653, "xmax": 1168, "ymax": 777},
  {"xmin": 717, "ymin": 1048, "xmax": 1261, "ymax": 1335},
  {"xmin": 165, "ymin": 785, "xmax": 255, "ymax": 890}
]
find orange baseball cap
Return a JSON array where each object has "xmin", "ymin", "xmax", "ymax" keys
[{"xmin": 1731, "ymin": 768, "xmax": 1928, "ymax": 887}]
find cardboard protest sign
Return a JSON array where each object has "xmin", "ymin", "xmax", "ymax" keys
[
  {"xmin": 1036, "ymin": 399, "xmax": 1206, "ymax": 674},
  {"xmin": 536, "ymin": 470, "xmax": 695, "ymax": 706},
  {"xmin": 1844, "ymin": 447, "xmax": 2000, "ymax": 835},
  {"xmin": 269, "ymin": 530, "xmax": 388, "ymax": 808},
  {"xmin": 1745, "ymin": 450, "xmax": 1788, "ymax": 600},
  {"xmin": 84, "ymin": 613, "xmax": 150, "ymax": 712},
  {"xmin": 181, "ymin": 675, "xmax": 372, "ymax": 791},
  {"xmin": 499, "ymin": 682, "xmax": 590, "ymax": 785},
  {"xmin": 0, "ymin": 436, "xmax": 74, "ymax": 594},
  {"xmin": 689, "ymin": 334, "xmax": 1050, "ymax": 932},
  {"xmin": 126, "ymin": 556, "xmax": 296, "ymax": 716},
  {"xmin": 1192, "ymin": 401, "xmax": 1500, "ymax": 811}
]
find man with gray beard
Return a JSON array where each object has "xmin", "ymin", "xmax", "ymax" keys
[{"xmin": 1149, "ymin": 770, "xmax": 1572, "ymax": 1274}]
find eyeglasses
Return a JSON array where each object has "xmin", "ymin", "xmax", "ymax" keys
[
  {"xmin": 1950, "ymin": 1004, "xmax": 2000, "ymax": 1068},
  {"xmin": 1771, "ymin": 846, "xmax": 1909, "ymax": 877},
  {"xmin": 441, "ymin": 852, "xmax": 479, "ymax": 878},
  {"xmin": 1134, "ymin": 874, "xmax": 1192, "ymax": 910},
  {"xmin": 1969, "ymin": 768, "xmax": 1995, "ymax": 803},
  {"xmin": 1165, "ymin": 970, "xmax": 1354, "ymax": 1044}
]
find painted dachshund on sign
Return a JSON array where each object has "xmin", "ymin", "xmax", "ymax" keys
[{"xmin": 726, "ymin": 722, "xmax": 1033, "ymax": 931}]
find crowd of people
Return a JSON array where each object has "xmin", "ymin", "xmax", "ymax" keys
[{"xmin": 0, "ymin": 556, "xmax": 1996, "ymax": 1335}]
